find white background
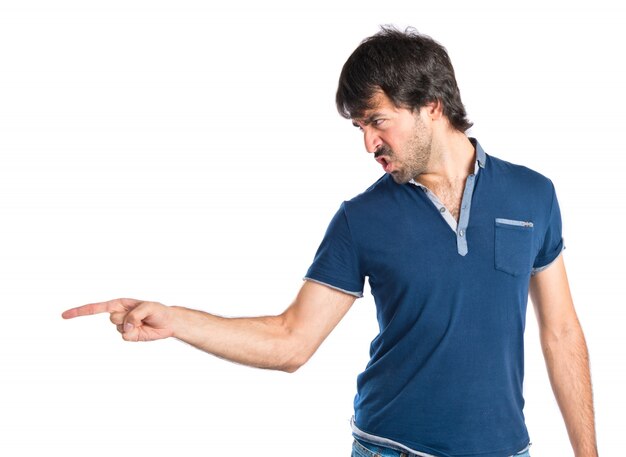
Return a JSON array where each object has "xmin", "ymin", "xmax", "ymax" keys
[{"xmin": 1, "ymin": 0, "xmax": 624, "ymax": 455}]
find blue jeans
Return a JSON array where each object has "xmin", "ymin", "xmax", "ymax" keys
[{"xmin": 351, "ymin": 439, "xmax": 531, "ymax": 457}]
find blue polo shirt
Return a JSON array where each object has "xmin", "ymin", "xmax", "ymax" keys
[{"xmin": 304, "ymin": 138, "xmax": 564, "ymax": 457}]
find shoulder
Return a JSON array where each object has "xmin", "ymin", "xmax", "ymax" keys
[
  {"xmin": 350, "ymin": 173, "xmax": 404, "ymax": 203},
  {"xmin": 341, "ymin": 174, "xmax": 407, "ymax": 214},
  {"xmin": 486, "ymin": 154, "xmax": 555, "ymax": 198},
  {"xmin": 328, "ymin": 174, "xmax": 413, "ymax": 233}
]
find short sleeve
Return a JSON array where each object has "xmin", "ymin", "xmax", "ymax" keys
[
  {"xmin": 304, "ymin": 202, "xmax": 365, "ymax": 297},
  {"xmin": 532, "ymin": 181, "xmax": 565, "ymax": 275}
]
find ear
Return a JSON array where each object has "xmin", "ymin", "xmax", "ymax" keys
[{"xmin": 423, "ymin": 99, "xmax": 444, "ymax": 121}]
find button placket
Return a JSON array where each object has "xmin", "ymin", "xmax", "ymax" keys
[{"xmin": 409, "ymin": 161, "xmax": 480, "ymax": 257}]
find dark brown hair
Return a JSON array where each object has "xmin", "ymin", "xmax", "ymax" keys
[{"xmin": 336, "ymin": 26, "xmax": 473, "ymax": 132}]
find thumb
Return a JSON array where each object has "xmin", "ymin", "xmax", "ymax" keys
[
  {"xmin": 122, "ymin": 322, "xmax": 135, "ymax": 333},
  {"xmin": 121, "ymin": 302, "xmax": 153, "ymax": 341}
]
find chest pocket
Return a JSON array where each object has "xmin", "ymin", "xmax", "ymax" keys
[{"xmin": 494, "ymin": 218, "xmax": 534, "ymax": 276}]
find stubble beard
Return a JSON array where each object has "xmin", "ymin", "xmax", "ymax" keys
[{"xmin": 388, "ymin": 121, "xmax": 432, "ymax": 185}]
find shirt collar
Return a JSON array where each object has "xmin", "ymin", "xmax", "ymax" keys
[{"xmin": 469, "ymin": 137, "xmax": 486, "ymax": 169}]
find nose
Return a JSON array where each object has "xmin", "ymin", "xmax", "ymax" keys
[{"xmin": 363, "ymin": 127, "xmax": 382, "ymax": 154}]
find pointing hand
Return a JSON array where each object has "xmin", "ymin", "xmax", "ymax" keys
[{"xmin": 62, "ymin": 298, "xmax": 175, "ymax": 342}]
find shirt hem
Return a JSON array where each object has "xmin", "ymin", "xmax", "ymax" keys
[
  {"xmin": 350, "ymin": 416, "xmax": 531, "ymax": 457},
  {"xmin": 351, "ymin": 417, "xmax": 440, "ymax": 457}
]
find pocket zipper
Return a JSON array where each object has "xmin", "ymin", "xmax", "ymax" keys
[{"xmin": 495, "ymin": 218, "xmax": 534, "ymax": 228}]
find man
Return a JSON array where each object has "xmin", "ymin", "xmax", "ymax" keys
[{"xmin": 62, "ymin": 27, "xmax": 598, "ymax": 457}]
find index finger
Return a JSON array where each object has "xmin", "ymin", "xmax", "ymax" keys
[{"xmin": 61, "ymin": 299, "xmax": 133, "ymax": 319}]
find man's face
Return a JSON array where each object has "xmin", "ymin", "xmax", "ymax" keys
[{"xmin": 352, "ymin": 92, "xmax": 433, "ymax": 185}]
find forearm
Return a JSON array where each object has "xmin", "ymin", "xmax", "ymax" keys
[
  {"xmin": 541, "ymin": 321, "xmax": 598, "ymax": 456},
  {"xmin": 169, "ymin": 306, "xmax": 301, "ymax": 372}
]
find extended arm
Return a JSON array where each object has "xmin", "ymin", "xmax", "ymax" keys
[
  {"xmin": 529, "ymin": 255, "xmax": 598, "ymax": 456},
  {"xmin": 62, "ymin": 280, "xmax": 356, "ymax": 373}
]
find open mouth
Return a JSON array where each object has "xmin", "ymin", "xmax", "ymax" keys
[{"xmin": 376, "ymin": 156, "xmax": 392, "ymax": 172}]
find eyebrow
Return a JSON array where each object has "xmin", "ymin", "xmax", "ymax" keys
[{"xmin": 352, "ymin": 112, "xmax": 385, "ymax": 127}]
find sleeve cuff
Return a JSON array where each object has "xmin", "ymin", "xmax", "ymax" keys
[
  {"xmin": 531, "ymin": 241, "xmax": 565, "ymax": 276},
  {"xmin": 302, "ymin": 277, "xmax": 364, "ymax": 298}
]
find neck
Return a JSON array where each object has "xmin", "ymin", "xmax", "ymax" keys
[{"xmin": 416, "ymin": 130, "xmax": 475, "ymax": 187}]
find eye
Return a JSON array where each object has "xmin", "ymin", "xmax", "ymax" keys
[{"xmin": 372, "ymin": 119, "xmax": 385, "ymax": 127}]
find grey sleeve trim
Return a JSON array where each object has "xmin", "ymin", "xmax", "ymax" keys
[
  {"xmin": 531, "ymin": 243, "xmax": 566, "ymax": 276},
  {"xmin": 302, "ymin": 277, "xmax": 363, "ymax": 298}
]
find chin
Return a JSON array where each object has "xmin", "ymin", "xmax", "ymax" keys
[{"xmin": 390, "ymin": 172, "xmax": 411, "ymax": 185}]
